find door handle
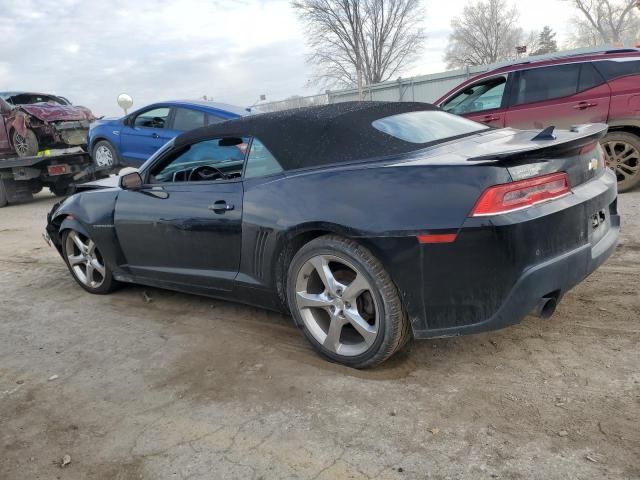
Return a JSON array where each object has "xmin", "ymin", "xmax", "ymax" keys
[
  {"xmin": 573, "ymin": 102, "xmax": 597, "ymax": 110},
  {"xmin": 208, "ymin": 201, "xmax": 234, "ymax": 213},
  {"xmin": 482, "ymin": 115, "xmax": 501, "ymax": 122},
  {"xmin": 151, "ymin": 133, "xmax": 160, "ymax": 138}
]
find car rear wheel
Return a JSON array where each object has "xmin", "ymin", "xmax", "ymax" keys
[
  {"xmin": 12, "ymin": 129, "xmax": 39, "ymax": 157},
  {"xmin": 287, "ymin": 235, "xmax": 410, "ymax": 368},
  {"xmin": 92, "ymin": 140, "xmax": 119, "ymax": 169},
  {"xmin": 62, "ymin": 229, "xmax": 117, "ymax": 294},
  {"xmin": 602, "ymin": 132, "xmax": 640, "ymax": 192}
]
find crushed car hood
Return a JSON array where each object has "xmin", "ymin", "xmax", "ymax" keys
[{"xmin": 16, "ymin": 104, "xmax": 95, "ymax": 122}]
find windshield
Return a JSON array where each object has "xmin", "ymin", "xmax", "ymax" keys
[
  {"xmin": 372, "ymin": 110, "xmax": 489, "ymax": 144},
  {"xmin": 0, "ymin": 92, "xmax": 70, "ymax": 106}
]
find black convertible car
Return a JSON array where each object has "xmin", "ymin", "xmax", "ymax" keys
[{"xmin": 46, "ymin": 102, "xmax": 619, "ymax": 368}]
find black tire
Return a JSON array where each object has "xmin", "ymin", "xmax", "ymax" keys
[
  {"xmin": 49, "ymin": 183, "xmax": 70, "ymax": 197},
  {"xmin": 92, "ymin": 140, "xmax": 119, "ymax": 170},
  {"xmin": 61, "ymin": 229, "xmax": 118, "ymax": 294},
  {"xmin": 0, "ymin": 180, "xmax": 7, "ymax": 208},
  {"xmin": 12, "ymin": 128, "xmax": 39, "ymax": 157},
  {"xmin": 30, "ymin": 181, "xmax": 43, "ymax": 194},
  {"xmin": 601, "ymin": 131, "xmax": 640, "ymax": 193},
  {"xmin": 287, "ymin": 235, "xmax": 411, "ymax": 368}
]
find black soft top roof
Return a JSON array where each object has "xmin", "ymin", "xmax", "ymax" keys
[{"xmin": 175, "ymin": 101, "xmax": 440, "ymax": 171}]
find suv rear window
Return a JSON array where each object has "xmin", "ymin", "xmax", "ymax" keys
[
  {"xmin": 595, "ymin": 59, "xmax": 640, "ymax": 80},
  {"xmin": 372, "ymin": 110, "xmax": 488, "ymax": 144},
  {"xmin": 514, "ymin": 63, "xmax": 606, "ymax": 106},
  {"xmin": 514, "ymin": 64, "xmax": 580, "ymax": 105}
]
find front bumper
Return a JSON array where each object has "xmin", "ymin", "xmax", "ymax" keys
[{"xmin": 54, "ymin": 121, "xmax": 90, "ymax": 146}]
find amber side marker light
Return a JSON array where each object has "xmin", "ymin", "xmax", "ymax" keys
[
  {"xmin": 470, "ymin": 172, "xmax": 571, "ymax": 217},
  {"xmin": 417, "ymin": 233, "xmax": 458, "ymax": 244}
]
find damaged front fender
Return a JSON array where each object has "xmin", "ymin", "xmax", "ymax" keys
[{"xmin": 46, "ymin": 189, "xmax": 127, "ymax": 272}]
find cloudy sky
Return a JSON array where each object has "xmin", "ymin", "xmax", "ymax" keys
[{"xmin": 0, "ymin": 0, "xmax": 578, "ymax": 116}]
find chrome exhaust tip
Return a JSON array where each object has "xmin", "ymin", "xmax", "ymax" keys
[{"xmin": 533, "ymin": 296, "xmax": 557, "ymax": 319}]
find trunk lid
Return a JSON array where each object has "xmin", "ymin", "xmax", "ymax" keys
[{"xmin": 465, "ymin": 124, "xmax": 609, "ymax": 188}]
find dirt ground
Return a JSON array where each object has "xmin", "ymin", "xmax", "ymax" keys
[{"xmin": 0, "ymin": 190, "xmax": 638, "ymax": 480}]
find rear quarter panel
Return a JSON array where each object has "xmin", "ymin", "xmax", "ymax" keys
[
  {"xmin": 240, "ymin": 159, "xmax": 510, "ymax": 328},
  {"xmin": 606, "ymin": 75, "xmax": 640, "ymax": 128}
]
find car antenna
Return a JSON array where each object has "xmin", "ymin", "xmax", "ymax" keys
[{"xmin": 532, "ymin": 126, "xmax": 556, "ymax": 141}]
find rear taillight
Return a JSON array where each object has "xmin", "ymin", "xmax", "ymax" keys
[{"xmin": 470, "ymin": 172, "xmax": 571, "ymax": 217}]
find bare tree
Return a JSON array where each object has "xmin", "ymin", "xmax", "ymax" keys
[
  {"xmin": 444, "ymin": 0, "xmax": 524, "ymax": 69},
  {"xmin": 566, "ymin": 0, "xmax": 640, "ymax": 47},
  {"xmin": 292, "ymin": 0, "xmax": 425, "ymax": 97}
]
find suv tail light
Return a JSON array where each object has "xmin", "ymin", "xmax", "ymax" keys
[{"xmin": 470, "ymin": 172, "xmax": 571, "ymax": 217}]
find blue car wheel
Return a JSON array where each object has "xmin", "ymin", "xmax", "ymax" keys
[{"xmin": 92, "ymin": 140, "xmax": 119, "ymax": 169}]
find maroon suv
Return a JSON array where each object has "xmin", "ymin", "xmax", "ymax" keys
[{"xmin": 436, "ymin": 49, "xmax": 640, "ymax": 191}]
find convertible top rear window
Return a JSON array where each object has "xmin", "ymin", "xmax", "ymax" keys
[{"xmin": 372, "ymin": 110, "xmax": 488, "ymax": 144}]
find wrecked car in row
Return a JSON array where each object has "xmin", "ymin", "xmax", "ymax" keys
[{"xmin": 0, "ymin": 92, "xmax": 95, "ymax": 157}]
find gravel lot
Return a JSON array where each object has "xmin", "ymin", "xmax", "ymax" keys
[{"xmin": 1, "ymin": 191, "xmax": 638, "ymax": 480}]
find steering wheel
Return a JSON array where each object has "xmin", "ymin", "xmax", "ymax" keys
[{"xmin": 188, "ymin": 165, "xmax": 228, "ymax": 182}]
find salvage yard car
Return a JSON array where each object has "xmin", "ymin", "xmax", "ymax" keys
[
  {"xmin": 435, "ymin": 48, "xmax": 640, "ymax": 191},
  {"xmin": 0, "ymin": 92, "xmax": 95, "ymax": 157},
  {"xmin": 45, "ymin": 102, "xmax": 619, "ymax": 368},
  {"xmin": 88, "ymin": 100, "xmax": 247, "ymax": 169}
]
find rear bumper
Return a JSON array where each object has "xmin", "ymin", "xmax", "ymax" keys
[
  {"xmin": 403, "ymin": 169, "xmax": 620, "ymax": 339},
  {"xmin": 413, "ymin": 215, "xmax": 618, "ymax": 338}
]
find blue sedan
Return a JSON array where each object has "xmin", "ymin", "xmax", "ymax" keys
[{"xmin": 88, "ymin": 100, "xmax": 248, "ymax": 168}]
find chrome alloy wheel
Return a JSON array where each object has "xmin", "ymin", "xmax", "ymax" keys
[
  {"xmin": 603, "ymin": 140, "xmax": 640, "ymax": 187},
  {"xmin": 294, "ymin": 254, "xmax": 379, "ymax": 356},
  {"xmin": 64, "ymin": 231, "xmax": 106, "ymax": 289},
  {"xmin": 95, "ymin": 144, "xmax": 114, "ymax": 168},
  {"xmin": 14, "ymin": 132, "xmax": 29, "ymax": 156}
]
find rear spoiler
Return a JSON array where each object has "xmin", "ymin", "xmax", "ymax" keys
[{"xmin": 467, "ymin": 124, "xmax": 608, "ymax": 163}]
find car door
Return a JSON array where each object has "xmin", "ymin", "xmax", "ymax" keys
[
  {"xmin": 119, "ymin": 106, "xmax": 174, "ymax": 166},
  {"xmin": 114, "ymin": 136, "xmax": 249, "ymax": 291},
  {"xmin": 505, "ymin": 62, "xmax": 611, "ymax": 130},
  {"xmin": 439, "ymin": 75, "xmax": 509, "ymax": 128}
]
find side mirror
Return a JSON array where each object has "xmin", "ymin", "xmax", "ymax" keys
[{"xmin": 120, "ymin": 171, "xmax": 143, "ymax": 190}]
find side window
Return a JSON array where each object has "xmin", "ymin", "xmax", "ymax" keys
[
  {"xmin": 244, "ymin": 138, "xmax": 283, "ymax": 178},
  {"xmin": 442, "ymin": 77, "xmax": 507, "ymax": 115},
  {"xmin": 595, "ymin": 60, "xmax": 640, "ymax": 81},
  {"xmin": 514, "ymin": 64, "xmax": 580, "ymax": 105},
  {"xmin": 134, "ymin": 107, "xmax": 170, "ymax": 129},
  {"xmin": 172, "ymin": 108, "xmax": 206, "ymax": 131},
  {"xmin": 151, "ymin": 137, "xmax": 249, "ymax": 183},
  {"xmin": 207, "ymin": 114, "xmax": 227, "ymax": 125},
  {"xmin": 578, "ymin": 63, "xmax": 605, "ymax": 91}
]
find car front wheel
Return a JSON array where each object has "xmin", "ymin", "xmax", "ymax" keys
[
  {"xmin": 62, "ymin": 229, "xmax": 117, "ymax": 294},
  {"xmin": 12, "ymin": 129, "xmax": 39, "ymax": 157},
  {"xmin": 287, "ymin": 235, "xmax": 410, "ymax": 368},
  {"xmin": 602, "ymin": 132, "xmax": 640, "ymax": 192},
  {"xmin": 92, "ymin": 140, "xmax": 119, "ymax": 169}
]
